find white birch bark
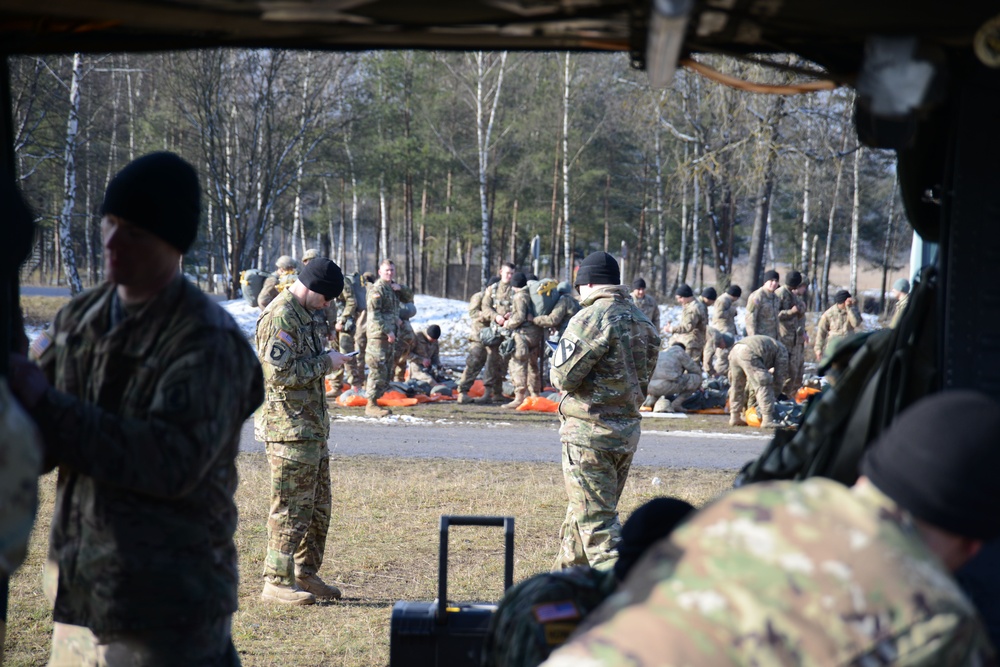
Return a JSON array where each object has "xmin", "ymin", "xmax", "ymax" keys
[
  {"xmin": 849, "ymin": 146, "xmax": 862, "ymax": 296},
  {"xmin": 476, "ymin": 51, "xmax": 508, "ymax": 287},
  {"xmin": 561, "ymin": 53, "xmax": 572, "ymax": 282},
  {"xmin": 800, "ymin": 157, "xmax": 811, "ymax": 274},
  {"xmin": 58, "ymin": 53, "xmax": 84, "ymax": 295}
]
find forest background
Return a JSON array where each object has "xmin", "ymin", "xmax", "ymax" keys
[{"xmin": 10, "ymin": 49, "xmax": 910, "ymax": 311}]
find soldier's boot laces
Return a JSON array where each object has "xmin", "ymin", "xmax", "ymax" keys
[
  {"xmin": 296, "ymin": 574, "xmax": 342, "ymax": 600},
  {"xmin": 502, "ymin": 392, "xmax": 526, "ymax": 409},
  {"xmin": 366, "ymin": 399, "xmax": 391, "ymax": 418},
  {"xmin": 261, "ymin": 581, "xmax": 316, "ymax": 606},
  {"xmin": 457, "ymin": 392, "xmax": 475, "ymax": 404}
]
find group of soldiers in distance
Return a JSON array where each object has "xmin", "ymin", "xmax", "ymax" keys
[{"xmin": 636, "ymin": 268, "xmax": 911, "ymax": 428}]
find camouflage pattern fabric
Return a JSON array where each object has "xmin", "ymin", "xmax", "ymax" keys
[
  {"xmin": 0, "ymin": 379, "xmax": 41, "ymax": 577},
  {"xmin": 365, "ymin": 278, "xmax": 400, "ymax": 400},
  {"xmin": 533, "ymin": 293, "xmax": 581, "ymax": 338},
  {"xmin": 891, "ymin": 292, "xmax": 909, "ymax": 328},
  {"xmin": 728, "ymin": 335, "xmax": 789, "ymax": 426},
  {"xmin": 407, "ymin": 331, "xmax": 441, "ymax": 384},
  {"xmin": 49, "ymin": 616, "xmax": 240, "ymax": 667},
  {"xmin": 647, "ymin": 345, "xmax": 702, "ymax": 404},
  {"xmin": 394, "ymin": 319, "xmax": 416, "ymax": 381},
  {"xmin": 506, "ymin": 288, "xmax": 545, "ymax": 397},
  {"xmin": 550, "ymin": 285, "xmax": 660, "ymax": 570},
  {"xmin": 542, "ymin": 479, "xmax": 996, "ymax": 667},
  {"xmin": 481, "ymin": 280, "xmax": 515, "ymax": 325},
  {"xmin": 668, "ymin": 298, "xmax": 706, "ymax": 363},
  {"xmin": 458, "ymin": 290, "xmax": 497, "ymax": 393},
  {"xmin": 354, "ymin": 306, "xmax": 368, "ymax": 378},
  {"xmin": 255, "ymin": 289, "xmax": 334, "ymax": 442},
  {"xmin": 262, "ymin": 442, "xmax": 331, "ymax": 585},
  {"xmin": 702, "ymin": 326, "xmax": 729, "ymax": 376},
  {"xmin": 630, "ymin": 292, "xmax": 660, "ymax": 330},
  {"xmin": 776, "ymin": 285, "xmax": 808, "ymax": 394},
  {"xmin": 814, "ymin": 302, "xmax": 863, "ymax": 360},
  {"xmin": 481, "ymin": 566, "xmax": 617, "ymax": 667},
  {"xmin": 32, "ymin": 276, "xmax": 263, "ymax": 634},
  {"xmin": 744, "ymin": 285, "xmax": 780, "ymax": 339},
  {"xmin": 257, "ymin": 270, "xmax": 297, "ymax": 309},
  {"xmin": 711, "ymin": 291, "xmax": 739, "ymax": 336}
]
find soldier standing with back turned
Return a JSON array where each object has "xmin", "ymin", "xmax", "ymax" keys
[
  {"xmin": 457, "ymin": 276, "xmax": 501, "ymax": 404},
  {"xmin": 550, "ymin": 251, "xmax": 660, "ymax": 571},
  {"xmin": 365, "ymin": 259, "xmax": 401, "ymax": 417},
  {"xmin": 775, "ymin": 270, "xmax": 808, "ymax": 395}
]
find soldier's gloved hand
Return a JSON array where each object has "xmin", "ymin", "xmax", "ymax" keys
[
  {"xmin": 327, "ymin": 349, "xmax": 351, "ymax": 370},
  {"xmin": 422, "ymin": 358, "xmax": 432, "ymax": 368},
  {"xmin": 8, "ymin": 352, "xmax": 49, "ymax": 410}
]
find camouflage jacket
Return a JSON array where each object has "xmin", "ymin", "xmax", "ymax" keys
[
  {"xmin": 814, "ymin": 303, "xmax": 863, "ymax": 359},
  {"xmin": 712, "ymin": 292, "xmax": 739, "ymax": 336},
  {"xmin": 482, "ymin": 280, "xmax": 515, "ymax": 324},
  {"xmin": 891, "ymin": 292, "xmax": 909, "ymax": 328},
  {"xmin": 655, "ymin": 344, "xmax": 702, "ymax": 382},
  {"xmin": 482, "ymin": 566, "xmax": 617, "ymax": 667},
  {"xmin": 408, "ymin": 331, "xmax": 441, "ymax": 369},
  {"xmin": 366, "ymin": 278, "xmax": 400, "ymax": 339},
  {"xmin": 257, "ymin": 270, "xmax": 297, "ymax": 309},
  {"xmin": 533, "ymin": 294, "xmax": 581, "ymax": 336},
  {"xmin": 255, "ymin": 288, "xmax": 334, "ymax": 445},
  {"xmin": 733, "ymin": 334, "xmax": 790, "ymax": 393},
  {"xmin": 467, "ymin": 289, "xmax": 490, "ymax": 341},
  {"xmin": 775, "ymin": 285, "xmax": 807, "ymax": 348},
  {"xmin": 551, "ymin": 285, "xmax": 661, "ymax": 453},
  {"xmin": 631, "ymin": 292, "xmax": 660, "ymax": 330},
  {"xmin": 32, "ymin": 277, "xmax": 263, "ymax": 633},
  {"xmin": 335, "ymin": 275, "xmax": 360, "ymax": 329},
  {"xmin": 670, "ymin": 298, "xmax": 706, "ymax": 351},
  {"xmin": 542, "ymin": 479, "xmax": 996, "ymax": 667},
  {"xmin": 745, "ymin": 286, "xmax": 780, "ymax": 338},
  {"xmin": 505, "ymin": 288, "xmax": 544, "ymax": 346}
]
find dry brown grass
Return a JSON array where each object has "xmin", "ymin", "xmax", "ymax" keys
[
  {"xmin": 5, "ymin": 455, "xmax": 734, "ymax": 666},
  {"xmin": 18, "ymin": 297, "xmax": 68, "ymax": 328}
]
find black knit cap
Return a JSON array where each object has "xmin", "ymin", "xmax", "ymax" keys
[
  {"xmin": 786, "ymin": 270, "xmax": 803, "ymax": 288},
  {"xmin": 861, "ymin": 391, "xmax": 1000, "ymax": 540},
  {"xmin": 675, "ymin": 284, "xmax": 693, "ymax": 298},
  {"xmin": 575, "ymin": 251, "xmax": 620, "ymax": 287},
  {"xmin": 632, "ymin": 277, "xmax": 647, "ymax": 290},
  {"xmin": 763, "ymin": 269, "xmax": 779, "ymax": 282},
  {"xmin": 101, "ymin": 152, "xmax": 201, "ymax": 254},
  {"xmin": 511, "ymin": 271, "xmax": 528, "ymax": 288},
  {"xmin": 834, "ymin": 289, "xmax": 851, "ymax": 304},
  {"xmin": 426, "ymin": 324, "xmax": 441, "ymax": 339},
  {"xmin": 701, "ymin": 286, "xmax": 717, "ymax": 300},
  {"xmin": 727, "ymin": 285, "xmax": 742, "ymax": 298},
  {"xmin": 614, "ymin": 497, "xmax": 695, "ymax": 581},
  {"xmin": 299, "ymin": 257, "xmax": 344, "ymax": 300}
]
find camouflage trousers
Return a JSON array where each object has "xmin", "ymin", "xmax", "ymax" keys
[
  {"xmin": 509, "ymin": 335, "xmax": 542, "ymax": 397},
  {"xmin": 365, "ymin": 337, "xmax": 396, "ymax": 400},
  {"xmin": 783, "ymin": 337, "xmax": 805, "ymax": 395},
  {"xmin": 553, "ymin": 443, "xmax": 633, "ymax": 572},
  {"xmin": 48, "ymin": 617, "xmax": 239, "ymax": 667},
  {"xmin": 407, "ymin": 362, "xmax": 436, "ymax": 386},
  {"xmin": 264, "ymin": 442, "xmax": 331, "ymax": 586},
  {"xmin": 457, "ymin": 341, "xmax": 501, "ymax": 394},
  {"xmin": 394, "ymin": 323, "xmax": 416, "ymax": 381},
  {"xmin": 331, "ymin": 331, "xmax": 362, "ymax": 389},
  {"xmin": 728, "ymin": 345, "xmax": 776, "ymax": 424},
  {"xmin": 487, "ymin": 345, "xmax": 510, "ymax": 394}
]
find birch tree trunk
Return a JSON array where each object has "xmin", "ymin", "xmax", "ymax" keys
[
  {"xmin": 654, "ymin": 126, "xmax": 665, "ymax": 291},
  {"xmin": 849, "ymin": 146, "xmax": 862, "ymax": 296},
  {"xmin": 379, "ymin": 174, "xmax": 388, "ymax": 261},
  {"xmin": 561, "ymin": 53, "xmax": 572, "ymax": 282},
  {"xmin": 800, "ymin": 157, "xmax": 811, "ymax": 274},
  {"xmin": 677, "ymin": 146, "xmax": 689, "ymax": 291},
  {"xmin": 58, "ymin": 53, "xmax": 84, "ymax": 295},
  {"xmin": 821, "ymin": 154, "xmax": 847, "ymax": 310},
  {"xmin": 879, "ymin": 174, "xmax": 898, "ymax": 316},
  {"xmin": 442, "ymin": 169, "xmax": 452, "ymax": 298},
  {"xmin": 344, "ymin": 134, "xmax": 360, "ymax": 272},
  {"xmin": 475, "ymin": 51, "xmax": 508, "ymax": 288},
  {"xmin": 418, "ymin": 177, "xmax": 428, "ymax": 292}
]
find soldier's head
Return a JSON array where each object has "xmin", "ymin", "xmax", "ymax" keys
[
  {"xmin": 674, "ymin": 284, "xmax": 694, "ymax": 304},
  {"xmin": 100, "ymin": 152, "xmax": 200, "ymax": 299},
  {"xmin": 615, "ymin": 497, "xmax": 695, "ymax": 582},
  {"xmin": 574, "ymin": 252, "xmax": 620, "ymax": 298},
  {"xmin": 834, "ymin": 289, "xmax": 852, "ymax": 309},
  {"xmin": 785, "ymin": 270, "xmax": 802, "ymax": 289},
  {"xmin": 716, "ymin": 332, "xmax": 735, "ymax": 350},
  {"xmin": 859, "ymin": 390, "xmax": 1000, "ymax": 571},
  {"xmin": 701, "ymin": 286, "xmax": 717, "ymax": 304},
  {"xmin": 292, "ymin": 258, "xmax": 344, "ymax": 311},
  {"xmin": 275, "ymin": 255, "xmax": 298, "ymax": 273},
  {"xmin": 631, "ymin": 277, "xmax": 647, "ymax": 298},
  {"xmin": 891, "ymin": 277, "xmax": 910, "ymax": 299},
  {"xmin": 726, "ymin": 284, "xmax": 742, "ymax": 299},
  {"xmin": 511, "ymin": 272, "xmax": 528, "ymax": 290},
  {"xmin": 426, "ymin": 324, "xmax": 441, "ymax": 340},
  {"xmin": 378, "ymin": 258, "xmax": 395, "ymax": 283},
  {"xmin": 499, "ymin": 262, "xmax": 517, "ymax": 284},
  {"xmin": 302, "ymin": 248, "xmax": 320, "ymax": 264},
  {"xmin": 762, "ymin": 270, "xmax": 780, "ymax": 292}
]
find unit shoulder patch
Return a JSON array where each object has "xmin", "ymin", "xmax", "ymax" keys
[{"xmin": 553, "ymin": 338, "xmax": 577, "ymax": 367}]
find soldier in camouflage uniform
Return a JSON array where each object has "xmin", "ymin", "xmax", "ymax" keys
[
  {"xmin": 503, "ymin": 272, "xmax": 544, "ymax": 408},
  {"xmin": 393, "ymin": 284, "xmax": 417, "ymax": 381},
  {"xmin": 890, "ymin": 277, "xmax": 910, "ymax": 328},
  {"xmin": 407, "ymin": 325, "xmax": 442, "ymax": 385},
  {"xmin": 814, "ymin": 289, "xmax": 863, "ymax": 360},
  {"xmin": 775, "ymin": 270, "xmax": 809, "ymax": 395},
  {"xmin": 744, "ymin": 269, "xmax": 781, "ymax": 339},
  {"xmin": 629, "ymin": 277, "xmax": 660, "ymax": 331},
  {"xmin": 543, "ymin": 392, "xmax": 1000, "ymax": 667},
  {"xmin": 365, "ymin": 259, "xmax": 401, "ymax": 417},
  {"xmin": 728, "ymin": 334, "xmax": 789, "ymax": 428},
  {"xmin": 457, "ymin": 276, "xmax": 501, "ymax": 404},
  {"xmin": 706, "ymin": 284, "xmax": 740, "ymax": 375},
  {"xmin": 257, "ymin": 254, "xmax": 299, "ymax": 309},
  {"xmin": 354, "ymin": 271, "xmax": 376, "ymax": 384},
  {"xmin": 256, "ymin": 258, "xmax": 351, "ymax": 606},
  {"xmin": 330, "ymin": 272, "xmax": 363, "ymax": 393},
  {"xmin": 550, "ymin": 252, "xmax": 660, "ymax": 571},
  {"xmin": 8, "ymin": 153, "xmax": 263, "ymax": 663},
  {"xmin": 647, "ymin": 343, "xmax": 703, "ymax": 412},
  {"xmin": 533, "ymin": 281, "xmax": 581, "ymax": 338},
  {"xmin": 480, "ymin": 262, "xmax": 517, "ymax": 402},
  {"xmin": 666, "ymin": 283, "xmax": 706, "ymax": 364},
  {"xmin": 698, "ymin": 286, "xmax": 720, "ymax": 375}
]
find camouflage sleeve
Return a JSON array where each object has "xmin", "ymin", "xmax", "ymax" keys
[
  {"xmin": 673, "ymin": 305, "xmax": 695, "ymax": 334},
  {"xmin": 397, "ymin": 284, "xmax": 414, "ymax": 303},
  {"xmin": 814, "ymin": 313, "xmax": 829, "ymax": 358},
  {"xmin": 481, "ymin": 285, "xmax": 502, "ymax": 322},
  {"xmin": 32, "ymin": 329, "xmax": 264, "ymax": 500},
  {"xmin": 681, "ymin": 349, "xmax": 702, "ymax": 375},
  {"xmin": 847, "ymin": 305, "xmax": 863, "ymax": 329},
  {"xmin": 745, "ymin": 296, "xmax": 757, "ymax": 336},
  {"xmin": 778, "ymin": 290, "xmax": 797, "ymax": 320},
  {"xmin": 633, "ymin": 322, "xmax": 662, "ymax": 395},
  {"xmin": 773, "ymin": 347, "xmax": 790, "ymax": 396},
  {"xmin": 430, "ymin": 340, "xmax": 441, "ymax": 367},
  {"xmin": 468, "ymin": 292, "xmax": 484, "ymax": 320},
  {"xmin": 259, "ymin": 316, "xmax": 334, "ymax": 388},
  {"xmin": 550, "ymin": 311, "xmax": 609, "ymax": 394},
  {"xmin": 336, "ymin": 283, "xmax": 357, "ymax": 325},
  {"xmin": 257, "ymin": 276, "xmax": 279, "ymax": 309},
  {"xmin": 531, "ymin": 297, "xmax": 567, "ymax": 329},
  {"xmin": 367, "ymin": 283, "xmax": 396, "ymax": 337},
  {"xmin": 505, "ymin": 293, "xmax": 529, "ymax": 329},
  {"xmin": 650, "ymin": 299, "xmax": 660, "ymax": 330}
]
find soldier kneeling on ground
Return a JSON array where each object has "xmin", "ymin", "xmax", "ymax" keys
[{"xmin": 644, "ymin": 342, "xmax": 702, "ymax": 413}]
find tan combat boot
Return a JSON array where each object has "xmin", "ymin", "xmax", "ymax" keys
[
  {"xmin": 502, "ymin": 392, "xmax": 526, "ymax": 410},
  {"xmin": 296, "ymin": 573, "xmax": 342, "ymax": 600},
  {"xmin": 261, "ymin": 581, "xmax": 316, "ymax": 605},
  {"xmin": 366, "ymin": 399, "xmax": 391, "ymax": 418},
  {"xmin": 457, "ymin": 392, "xmax": 475, "ymax": 404},
  {"xmin": 474, "ymin": 388, "xmax": 495, "ymax": 405}
]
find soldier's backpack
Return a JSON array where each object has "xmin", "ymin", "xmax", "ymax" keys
[
  {"xmin": 347, "ymin": 271, "xmax": 367, "ymax": 311},
  {"xmin": 526, "ymin": 279, "xmax": 561, "ymax": 317},
  {"xmin": 240, "ymin": 268, "xmax": 270, "ymax": 306}
]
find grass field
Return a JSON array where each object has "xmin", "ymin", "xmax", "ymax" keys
[{"xmin": 4, "ymin": 456, "xmax": 735, "ymax": 666}]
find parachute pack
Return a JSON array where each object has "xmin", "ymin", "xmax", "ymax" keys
[
  {"xmin": 526, "ymin": 278, "xmax": 561, "ymax": 317},
  {"xmin": 347, "ymin": 271, "xmax": 367, "ymax": 310},
  {"xmin": 240, "ymin": 268, "xmax": 270, "ymax": 306}
]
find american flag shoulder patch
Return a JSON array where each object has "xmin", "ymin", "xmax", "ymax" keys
[
  {"xmin": 277, "ymin": 330, "xmax": 294, "ymax": 346},
  {"xmin": 29, "ymin": 330, "xmax": 54, "ymax": 361}
]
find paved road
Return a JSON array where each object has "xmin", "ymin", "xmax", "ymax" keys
[
  {"xmin": 21, "ymin": 285, "xmax": 70, "ymax": 297},
  {"xmin": 240, "ymin": 417, "xmax": 769, "ymax": 470}
]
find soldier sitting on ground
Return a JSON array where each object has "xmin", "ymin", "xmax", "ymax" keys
[{"xmin": 407, "ymin": 324, "xmax": 442, "ymax": 385}]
